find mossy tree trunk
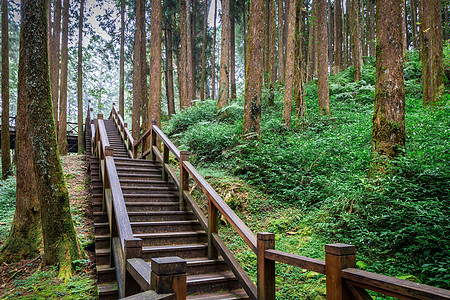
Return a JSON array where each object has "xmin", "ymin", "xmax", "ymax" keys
[
  {"xmin": 21, "ymin": 0, "xmax": 83, "ymax": 280},
  {"xmin": 0, "ymin": 4, "xmax": 41, "ymax": 260},
  {"xmin": 77, "ymin": 0, "xmax": 85, "ymax": 154},
  {"xmin": 268, "ymin": 0, "xmax": 277, "ymax": 106},
  {"xmin": 230, "ymin": 1, "xmax": 237, "ymax": 101},
  {"xmin": 334, "ymin": 0, "xmax": 343, "ymax": 73},
  {"xmin": 294, "ymin": 0, "xmax": 306, "ymax": 118},
  {"xmin": 243, "ymin": 0, "xmax": 264, "ymax": 137},
  {"xmin": 165, "ymin": 12, "xmax": 175, "ymax": 116},
  {"xmin": 179, "ymin": 0, "xmax": 188, "ymax": 108},
  {"xmin": 149, "ymin": 0, "xmax": 162, "ymax": 128},
  {"xmin": 282, "ymin": 0, "xmax": 297, "ymax": 128},
  {"xmin": 50, "ymin": 0, "xmax": 61, "ymax": 124},
  {"xmin": 186, "ymin": 0, "xmax": 194, "ymax": 106},
  {"xmin": 1, "ymin": 0, "xmax": 11, "ymax": 179},
  {"xmin": 410, "ymin": 0, "xmax": 418, "ymax": 48},
  {"xmin": 317, "ymin": 0, "xmax": 330, "ymax": 115},
  {"xmin": 350, "ymin": 0, "xmax": 361, "ymax": 81},
  {"xmin": 277, "ymin": 0, "xmax": 285, "ymax": 82},
  {"xmin": 371, "ymin": 0, "xmax": 405, "ymax": 173},
  {"xmin": 218, "ymin": 0, "xmax": 230, "ymax": 109},
  {"xmin": 119, "ymin": 0, "xmax": 125, "ymax": 116},
  {"xmin": 200, "ymin": 0, "xmax": 208, "ymax": 101},
  {"xmin": 58, "ymin": 0, "xmax": 69, "ymax": 156}
]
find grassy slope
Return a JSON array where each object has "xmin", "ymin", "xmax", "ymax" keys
[{"xmin": 165, "ymin": 50, "xmax": 450, "ymax": 298}]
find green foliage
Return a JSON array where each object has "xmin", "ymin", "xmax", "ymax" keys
[
  {"xmin": 167, "ymin": 99, "xmax": 218, "ymax": 135},
  {"xmin": 0, "ymin": 175, "xmax": 16, "ymax": 242}
]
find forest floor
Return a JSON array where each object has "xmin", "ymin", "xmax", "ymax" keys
[{"xmin": 0, "ymin": 154, "xmax": 97, "ymax": 300}]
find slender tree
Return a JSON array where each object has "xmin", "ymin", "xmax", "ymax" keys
[
  {"xmin": 119, "ymin": 0, "xmax": 125, "ymax": 116},
  {"xmin": 230, "ymin": 0, "xmax": 237, "ymax": 100},
  {"xmin": 294, "ymin": 0, "xmax": 306, "ymax": 118},
  {"xmin": 1, "ymin": 0, "xmax": 11, "ymax": 178},
  {"xmin": 410, "ymin": 0, "xmax": 418, "ymax": 48},
  {"xmin": 328, "ymin": 0, "xmax": 334, "ymax": 73},
  {"xmin": 243, "ymin": 0, "xmax": 264, "ymax": 137},
  {"xmin": 186, "ymin": 0, "xmax": 194, "ymax": 105},
  {"xmin": 350, "ymin": 0, "xmax": 361, "ymax": 81},
  {"xmin": 334, "ymin": 0, "xmax": 343, "ymax": 72},
  {"xmin": 200, "ymin": 0, "xmax": 208, "ymax": 100},
  {"xmin": 50, "ymin": 0, "xmax": 61, "ymax": 124},
  {"xmin": 282, "ymin": 0, "xmax": 297, "ymax": 127},
  {"xmin": 165, "ymin": 11, "xmax": 175, "ymax": 116},
  {"xmin": 277, "ymin": 0, "xmax": 285, "ymax": 81},
  {"xmin": 307, "ymin": 0, "xmax": 317, "ymax": 80},
  {"xmin": 179, "ymin": 0, "xmax": 188, "ymax": 108},
  {"xmin": 317, "ymin": 0, "xmax": 330, "ymax": 114},
  {"xmin": 132, "ymin": 0, "xmax": 143, "ymax": 139},
  {"xmin": 77, "ymin": 0, "xmax": 85, "ymax": 154},
  {"xmin": 140, "ymin": 1, "xmax": 148, "ymax": 132},
  {"xmin": 21, "ymin": 0, "xmax": 83, "ymax": 280},
  {"xmin": 268, "ymin": 0, "xmax": 277, "ymax": 105},
  {"xmin": 211, "ymin": 0, "xmax": 217, "ymax": 99},
  {"xmin": 371, "ymin": 0, "xmax": 405, "ymax": 173},
  {"xmin": 218, "ymin": 0, "xmax": 230, "ymax": 109},
  {"xmin": 58, "ymin": 0, "xmax": 69, "ymax": 155},
  {"xmin": 149, "ymin": 0, "xmax": 162, "ymax": 127}
]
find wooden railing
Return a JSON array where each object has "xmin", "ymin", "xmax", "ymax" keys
[
  {"xmin": 127, "ymin": 108, "xmax": 450, "ymax": 300},
  {"xmin": 110, "ymin": 104, "xmax": 135, "ymax": 158}
]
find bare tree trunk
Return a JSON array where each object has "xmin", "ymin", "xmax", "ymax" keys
[
  {"xmin": 264, "ymin": 0, "xmax": 270, "ymax": 84},
  {"xmin": 410, "ymin": 0, "xmax": 418, "ymax": 48},
  {"xmin": 180, "ymin": 0, "xmax": 188, "ymax": 107},
  {"xmin": 77, "ymin": 0, "xmax": 85, "ymax": 154},
  {"xmin": 21, "ymin": 0, "xmax": 83, "ymax": 280},
  {"xmin": 211, "ymin": 0, "xmax": 217, "ymax": 99},
  {"xmin": 283, "ymin": 0, "xmax": 297, "ymax": 127},
  {"xmin": 278, "ymin": 0, "xmax": 285, "ymax": 81},
  {"xmin": 119, "ymin": 0, "xmax": 125, "ymax": 116},
  {"xmin": 317, "ymin": 0, "xmax": 329, "ymax": 114},
  {"xmin": 1, "ymin": 5, "xmax": 41, "ymax": 258},
  {"xmin": 368, "ymin": 0, "xmax": 375, "ymax": 57},
  {"xmin": 328, "ymin": 0, "xmax": 334, "ymax": 74},
  {"xmin": 200, "ymin": 0, "xmax": 208, "ymax": 100},
  {"xmin": 401, "ymin": 0, "xmax": 407, "ymax": 59},
  {"xmin": 132, "ymin": 0, "xmax": 143, "ymax": 139},
  {"xmin": 58, "ymin": 0, "xmax": 69, "ymax": 156},
  {"xmin": 1, "ymin": 0, "xmax": 11, "ymax": 178},
  {"xmin": 192, "ymin": 1, "xmax": 197, "ymax": 100},
  {"xmin": 230, "ymin": 1, "xmax": 237, "ymax": 100},
  {"xmin": 294, "ymin": 0, "xmax": 306, "ymax": 118},
  {"xmin": 149, "ymin": 0, "xmax": 162, "ymax": 128},
  {"xmin": 218, "ymin": 0, "xmax": 230, "ymax": 109},
  {"xmin": 334, "ymin": 0, "xmax": 343, "ymax": 72},
  {"xmin": 307, "ymin": 0, "xmax": 316, "ymax": 80},
  {"xmin": 243, "ymin": 0, "xmax": 264, "ymax": 137},
  {"xmin": 243, "ymin": 0, "xmax": 247, "ymax": 69},
  {"xmin": 165, "ymin": 16, "xmax": 175, "ymax": 116},
  {"xmin": 186, "ymin": 0, "xmax": 194, "ymax": 105},
  {"xmin": 284, "ymin": 0, "xmax": 290, "ymax": 68},
  {"xmin": 350, "ymin": 0, "xmax": 361, "ymax": 81},
  {"xmin": 140, "ymin": 2, "xmax": 148, "ymax": 133},
  {"xmin": 51, "ymin": 0, "xmax": 61, "ymax": 124},
  {"xmin": 269, "ymin": 0, "xmax": 277, "ymax": 100},
  {"xmin": 344, "ymin": 0, "xmax": 349, "ymax": 67},
  {"xmin": 47, "ymin": 0, "xmax": 51, "ymax": 54},
  {"xmin": 371, "ymin": 0, "xmax": 405, "ymax": 174},
  {"xmin": 361, "ymin": 0, "xmax": 366, "ymax": 58}
]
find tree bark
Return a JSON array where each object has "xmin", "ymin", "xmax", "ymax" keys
[
  {"xmin": 218, "ymin": 0, "xmax": 230, "ymax": 109},
  {"xmin": 264, "ymin": 0, "xmax": 270, "ymax": 84},
  {"xmin": 119, "ymin": 0, "xmax": 125, "ymax": 116},
  {"xmin": 21, "ymin": 0, "xmax": 83, "ymax": 280},
  {"xmin": 317, "ymin": 0, "xmax": 329, "ymax": 114},
  {"xmin": 243, "ymin": 0, "xmax": 264, "ymax": 137},
  {"xmin": 149, "ymin": 0, "xmax": 162, "ymax": 128},
  {"xmin": 294, "ymin": 0, "xmax": 306, "ymax": 118},
  {"xmin": 58, "ymin": 0, "xmax": 69, "ymax": 156},
  {"xmin": 132, "ymin": 0, "xmax": 143, "ymax": 139},
  {"xmin": 282, "ymin": 0, "xmax": 297, "ymax": 128},
  {"xmin": 77, "ymin": 0, "xmax": 85, "ymax": 154},
  {"xmin": 186, "ymin": 0, "xmax": 194, "ymax": 105},
  {"xmin": 371, "ymin": 0, "xmax": 405, "ymax": 173},
  {"xmin": 243, "ymin": 0, "xmax": 247, "ymax": 70},
  {"xmin": 140, "ymin": 2, "xmax": 148, "ymax": 133},
  {"xmin": 334, "ymin": 0, "xmax": 343, "ymax": 72},
  {"xmin": 401, "ymin": 0, "xmax": 407, "ymax": 59},
  {"xmin": 51, "ymin": 0, "xmax": 61, "ymax": 124},
  {"xmin": 277, "ymin": 0, "xmax": 285, "ymax": 81},
  {"xmin": 328, "ymin": 0, "xmax": 334, "ymax": 74},
  {"xmin": 211, "ymin": 0, "xmax": 217, "ymax": 99},
  {"xmin": 200, "ymin": 0, "xmax": 208, "ymax": 100},
  {"xmin": 165, "ymin": 15, "xmax": 175, "ymax": 116},
  {"xmin": 368, "ymin": 0, "xmax": 375, "ymax": 57},
  {"xmin": 230, "ymin": 1, "xmax": 237, "ymax": 100},
  {"xmin": 269, "ymin": 0, "xmax": 277, "ymax": 104},
  {"xmin": 350, "ymin": 0, "xmax": 361, "ymax": 81},
  {"xmin": 410, "ymin": 0, "xmax": 418, "ymax": 48},
  {"xmin": 307, "ymin": 0, "xmax": 316, "ymax": 80},
  {"xmin": 179, "ymin": 0, "xmax": 188, "ymax": 108},
  {"xmin": 1, "ymin": 0, "xmax": 11, "ymax": 178}
]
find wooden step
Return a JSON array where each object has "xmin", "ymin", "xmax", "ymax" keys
[
  {"xmin": 95, "ymin": 234, "xmax": 110, "ymax": 248},
  {"xmin": 123, "ymin": 194, "xmax": 178, "ymax": 202},
  {"xmin": 185, "ymin": 258, "xmax": 230, "ymax": 275},
  {"xmin": 133, "ymin": 231, "xmax": 207, "ymax": 246},
  {"xmin": 97, "ymin": 264, "xmax": 116, "ymax": 283},
  {"xmin": 127, "ymin": 211, "xmax": 195, "ymax": 222},
  {"xmin": 98, "ymin": 283, "xmax": 118, "ymax": 300},
  {"xmin": 121, "ymin": 186, "xmax": 178, "ymax": 194},
  {"xmin": 142, "ymin": 243, "xmax": 208, "ymax": 260},
  {"xmin": 119, "ymin": 179, "xmax": 174, "ymax": 187},
  {"xmin": 126, "ymin": 202, "xmax": 180, "ymax": 212},
  {"xmin": 186, "ymin": 289, "xmax": 249, "ymax": 300},
  {"xmin": 95, "ymin": 223, "xmax": 110, "ymax": 235},
  {"xmin": 131, "ymin": 220, "xmax": 202, "ymax": 234},
  {"xmin": 95, "ymin": 248, "xmax": 111, "ymax": 265},
  {"xmin": 186, "ymin": 272, "xmax": 241, "ymax": 295}
]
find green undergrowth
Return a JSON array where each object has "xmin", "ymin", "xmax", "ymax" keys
[
  {"xmin": 165, "ymin": 49, "xmax": 450, "ymax": 297},
  {"xmin": 0, "ymin": 172, "xmax": 16, "ymax": 244}
]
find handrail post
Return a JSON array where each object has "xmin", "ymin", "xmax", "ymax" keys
[
  {"xmin": 179, "ymin": 151, "xmax": 190, "ymax": 211},
  {"xmin": 257, "ymin": 232, "xmax": 275, "ymax": 300},
  {"xmin": 150, "ymin": 120, "xmax": 157, "ymax": 161},
  {"xmin": 150, "ymin": 257, "xmax": 187, "ymax": 300},
  {"xmin": 162, "ymin": 142, "xmax": 169, "ymax": 181},
  {"xmin": 207, "ymin": 199, "xmax": 218, "ymax": 260},
  {"xmin": 325, "ymin": 243, "xmax": 356, "ymax": 300}
]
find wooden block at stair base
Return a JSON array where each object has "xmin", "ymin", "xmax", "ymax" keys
[
  {"xmin": 325, "ymin": 243, "xmax": 356, "ymax": 300},
  {"xmin": 151, "ymin": 257, "xmax": 187, "ymax": 300}
]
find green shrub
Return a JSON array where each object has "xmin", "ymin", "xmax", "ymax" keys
[{"xmin": 167, "ymin": 99, "xmax": 217, "ymax": 135}]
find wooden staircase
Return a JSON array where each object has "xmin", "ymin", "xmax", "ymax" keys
[{"xmin": 89, "ymin": 119, "xmax": 249, "ymax": 299}]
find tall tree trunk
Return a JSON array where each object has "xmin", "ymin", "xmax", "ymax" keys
[
  {"xmin": 51, "ymin": 0, "xmax": 61, "ymax": 124},
  {"xmin": 179, "ymin": 0, "xmax": 188, "ymax": 108},
  {"xmin": 307, "ymin": 0, "xmax": 316, "ymax": 80},
  {"xmin": 1, "ymin": 8, "xmax": 41, "ymax": 259},
  {"xmin": 211, "ymin": 0, "xmax": 217, "ymax": 99},
  {"xmin": 368, "ymin": 0, "xmax": 375, "ymax": 57},
  {"xmin": 77, "ymin": 0, "xmax": 85, "ymax": 154},
  {"xmin": 200, "ymin": 0, "xmax": 208, "ymax": 100},
  {"xmin": 334, "ymin": 0, "xmax": 343, "ymax": 73},
  {"xmin": 132, "ymin": 0, "xmax": 143, "ymax": 139},
  {"xmin": 294, "ymin": 0, "xmax": 306, "ymax": 118},
  {"xmin": 186, "ymin": 0, "xmax": 194, "ymax": 105},
  {"xmin": 344, "ymin": 0, "xmax": 349, "ymax": 67},
  {"xmin": 1, "ymin": 0, "xmax": 11, "ymax": 178},
  {"xmin": 243, "ymin": 0, "xmax": 264, "ymax": 137},
  {"xmin": 269, "ymin": 0, "xmax": 277, "ymax": 102},
  {"xmin": 165, "ymin": 18, "xmax": 175, "ymax": 116},
  {"xmin": 317, "ymin": 0, "xmax": 329, "ymax": 114},
  {"xmin": 350, "ymin": 0, "xmax": 361, "ymax": 81},
  {"xmin": 47, "ymin": 0, "xmax": 51, "ymax": 54},
  {"xmin": 243, "ymin": 0, "xmax": 247, "ymax": 70},
  {"xmin": 140, "ymin": 2, "xmax": 148, "ymax": 133},
  {"xmin": 119, "ymin": 0, "xmax": 125, "ymax": 116},
  {"xmin": 230, "ymin": 1, "xmax": 237, "ymax": 100},
  {"xmin": 58, "ymin": 0, "xmax": 69, "ymax": 156},
  {"xmin": 328, "ymin": 0, "xmax": 334, "ymax": 74},
  {"xmin": 282, "ymin": 0, "xmax": 297, "ymax": 127},
  {"xmin": 277, "ymin": 0, "xmax": 285, "ymax": 81},
  {"xmin": 361, "ymin": 0, "xmax": 366, "ymax": 58},
  {"xmin": 149, "ymin": 0, "xmax": 162, "ymax": 128},
  {"xmin": 401, "ymin": 0, "xmax": 407, "ymax": 59},
  {"xmin": 21, "ymin": 0, "xmax": 83, "ymax": 280},
  {"xmin": 410, "ymin": 0, "xmax": 418, "ymax": 48},
  {"xmin": 218, "ymin": 0, "xmax": 230, "ymax": 109},
  {"xmin": 264, "ymin": 0, "xmax": 270, "ymax": 84},
  {"xmin": 284, "ymin": 0, "xmax": 290, "ymax": 69},
  {"xmin": 192, "ymin": 1, "xmax": 197, "ymax": 100},
  {"xmin": 371, "ymin": 0, "xmax": 405, "ymax": 173}
]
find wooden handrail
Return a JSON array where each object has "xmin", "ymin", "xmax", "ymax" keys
[
  {"xmin": 342, "ymin": 268, "xmax": 450, "ymax": 300},
  {"xmin": 264, "ymin": 249, "xmax": 326, "ymax": 274},
  {"xmin": 110, "ymin": 104, "xmax": 135, "ymax": 158},
  {"xmin": 149, "ymin": 125, "xmax": 181, "ymax": 160}
]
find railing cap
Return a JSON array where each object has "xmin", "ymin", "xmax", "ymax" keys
[
  {"xmin": 151, "ymin": 257, "xmax": 187, "ymax": 276},
  {"xmin": 257, "ymin": 232, "xmax": 275, "ymax": 241},
  {"xmin": 98, "ymin": 114, "xmax": 103, "ymax": 120},
  {"xmin": 325, "ymin": 243, "xmax": 356, "ymax": 256}
]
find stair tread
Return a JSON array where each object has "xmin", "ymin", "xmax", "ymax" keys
[
  {"xmin": 143, "ymin": 243, "xmax": 207, "ymax": 252},
  {"xmin": 187, "ymin": 271, "xmax": 236, "ymax": 284},
  {"xmin": 97, "ymin": 264, "xmax": 115, "ymax": 272},
  {"xmin": 186, "ymin": 289, "xmax": 249, "ymax": 300},
  {"xmin": 131, "ymin": 220, "xmax": 199, "ymax": 225},
  {"xmin": 98, "ymin": 283, "xmax": 118, "ymax": 294},
  {"xmin": 134, "ymin": 231, "xmax": 206, "ymax": 238}
]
